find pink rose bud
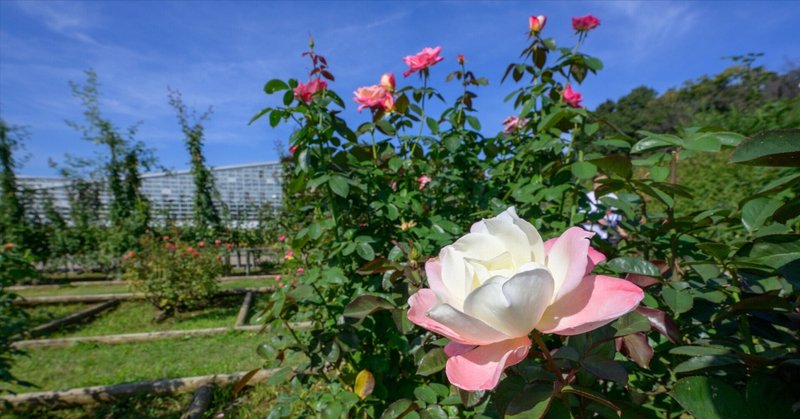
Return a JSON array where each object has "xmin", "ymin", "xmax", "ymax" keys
[
  {"xmin": 380, "ymin": 72, "xmax": 396, "ymax": 92},
  {"xmin": 293, "ymin": 79, "xmax": 327, "ymax": 103},
  {"xmin": 353, "ymin": 85, "xmax": 394, "ymax": 113},
  {"xmin": 289, "ymin": 145, "xmax": 298, "ymax": 155},
  {"xmin": 296, "ymin": 267, "xmax": 304, "ymax": 274},
  {"xmin": 275, "ymin": 275, "xmax": 282, "ymax": 281},
  {"xmin": 563, "ymin": 84, "xmax": 583, "ymax": 108},
  {"xmin": 225, "ymin": 243, "xmax": 233, "ymax": 250},
  {"xmin": 403, "ymin": 46, "xmax": 444, "ymax": 77},
  {"xmin": 214, "ymin": 239, "xmax": 222, "ymax": 246},
  {"xmin": 198, "ymin": 241, "xmax": 205, "ymax": 248},
  {"xmin": 529, "ymin": 15, "xmax": 547, "ymax": 34},
  {"xmin": 417, "ymin": 175, "xmax": 432, "ymax": 190},
  {"xmin": 457, "ymin": 54, "xmax": 465, "ymax": 65},
  {"xmin": 186, "ymin": 246, "xmax": 194, "ymax": 253},
  {"xmin": 572, "ymin": 14, "xmax": 600, "ymax": 32},
  {"xmin": 278, "ymin": 234, "xmax": 286, "ymax": 242}
]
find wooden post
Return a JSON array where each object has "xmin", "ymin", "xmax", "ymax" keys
[{"xmin": 235, "ymin": 292, "xmax": 253, "ymax": 327}]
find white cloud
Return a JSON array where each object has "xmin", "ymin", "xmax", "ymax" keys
[{"xmin": 15, "ymin": 0, "xmax": 100, "ymax": 45}]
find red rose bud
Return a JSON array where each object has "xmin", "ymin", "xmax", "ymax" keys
[
  {"xmin": 572, "ymin": 14, "xmax": 600, "ymax": 32},
  {"xmin": 457, "ymin": 54, "xmax": 465, "ymax": 65}
]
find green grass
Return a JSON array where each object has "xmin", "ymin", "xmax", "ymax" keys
[
  {"xmin": 14, "ymin": 277, "xmax": 277, "ymax": 298},
  {"xmin": 4, "ymin": 331, "xmax": 268, "ymax": 393},
  {"xmin": 50, "ymin": 297, "xmax": 244, "ymax": 338}
]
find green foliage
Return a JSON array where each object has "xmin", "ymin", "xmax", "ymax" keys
[
  {"xmin": 0, "ymin": 246, "xmax": 34, "ymax": 393},
  {"xmin": 248, "ymin": 22, "xmax": 800, "ymax": 418},
  {"xmin": 123, "ymin": 235, "xmax": 223, "ymax": 315},
  {"xmin": 168, "ymin": 89, "xmax": 223, "ymax": 232}
]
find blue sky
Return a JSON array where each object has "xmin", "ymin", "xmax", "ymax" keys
[{"xmin": 1, "ymin": 1, "xmax": 798, "ymax": 176}]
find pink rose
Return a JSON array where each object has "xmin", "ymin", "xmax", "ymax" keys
[
  {"xmin": 407, "ymin": 208, "xmax": 643, "ymax": 391},
  {"xmin": 403, "ymin": 46, "xmax": 444, "ymax": 77},
  {"xmin": 563, "ymin": 84, "xmax": 583, "ymax": 108},
  {"xmin": 275, "ymin": 275, "xmax": 282, "ymax": 281},
  {"xmin": 214, "ymin": 239, "xmax": 222, "ymax": 246},
  {"xmin": 284, "ymin": 250, "xmax": 294, "ymax": 260},
  {"xmin": 417, "ymin": 175, "xmax": 432, "ymax": 190},
  {"xmin": 294, "ymin": 79, "xmax": 327, "ymax": 103},
  {"xmin": 289, "ymin": 145, "xmax": 298, "ymax": 155},
  {"xmin": 278, "ymin": 234, "xmax": 286, "ymax": 242},
  {"xmin": 225, "ymin": 243, "xmax": 233, "ymax": 250},
  {"xmin": 296, "ymin": 267, "xmax": 304, "ymax": 274},
  {"xmin": 457, "ymin": 54, "xmax": 465, "ymax": 65},
  {"xmin": 380, "ymin": 72, "xmax": 396, "ymax": 92},
  {"xmin": 168, "ymin": 243, "xmax": 176, "ymax": 251},
  {"xmin": 529, "ymin": 15, "xmax": 547, "ymax": 34},
  {"xmin": 572, "ymin": 14, "xmax": 600, "ymax": 32},
  {"xmin": 198, "ymin": 241, "xmax": 205, "ymax": 248},
  {"xmin": 353, "ymin": 85, "xmax": 394, "ymax": 113},
  {"xmin": 502, "ymin": 116, "xmax": 529, "ymax": 134}
]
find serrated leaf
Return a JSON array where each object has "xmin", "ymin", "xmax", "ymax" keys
[{"xmin": 356, "ymin": 242, "xmax": 375, "ymax": 261}]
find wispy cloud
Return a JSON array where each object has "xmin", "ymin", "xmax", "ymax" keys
[
  {"xmin": 15, "ymin": 0, "xmax": 99, "ymax": 45},
  {"xmin": 597, "ymin": 1, "xmax": 700, "ymax": 61}
]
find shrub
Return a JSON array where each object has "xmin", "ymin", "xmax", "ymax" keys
[
  {"xmin": 0, "ymin": 244, "xmax": 33, "ymax": 393},
  {"xmin": 123, "ymin": 236, "xmax": 223, "ymax": 315}
]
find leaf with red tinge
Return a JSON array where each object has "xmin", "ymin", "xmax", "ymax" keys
[
  {"xmin": 624, "ymin": 273, "xmax": 660, "ymax": 288},
  {"xmin": 636, "ymin": 306, "xmax": 681, "ymax": 343},
  {"xmin": 355, "ymin": 370, "xmax": 375, "ymax": 399},
  {"xmin": 618, "ymin": 333, "xmax": 654, "ymax": 369}
]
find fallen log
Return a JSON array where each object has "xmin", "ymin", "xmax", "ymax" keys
[
  {"xmin": 235, "ymin": 292, "xmax": 253, "ymax": 327},
  {"xmin": 0, "ymin": 369, "xmax": 279, "ymax": 409},
  {"xmin": 182, "ymin": 384, "xmax": 212, "ymax": 419},
  {"xmin": 12, "ymin": 325, "xmax": 262, "ymax": 349},
  {"xmin": 28, "ymin": 300, "xmax": 119, "ymax": 337},
  {"xmin": 14, "ymin": 287, "xmax": 274, "ymax": 306}
]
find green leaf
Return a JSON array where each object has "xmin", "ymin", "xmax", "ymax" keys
[
  {"xmin": 571, "ymin": 161, "xmax": 597, "ymax": 179},
  {"xmin": 380, "ymin": 399, "xmax": 415, "ymax": 419},
  {"xmin": 671, "ymin": 376, "xmax": 747, "ymax": 419},
  {"xmin": 605, "ymin": 257, "xmax": 660, "ymax": 277},
  {"xmin": 375, "ymin": 119, "xmax": 397, "ymax": 136},
  {"xmin": 264, "ymin": 79, "xmax": 289, "ymax": 94},
  {"xmin": 505, "ymin": 383, "xmax": 553, "ymax": 419},
  {"xmin": 580, "ymin": 357, "xmax": 628, "ymax": 385},
  {"xmin": 662, "ymin": 286, "xmax": 694, "ymax": 314},
  {"xmin": 744, "ymin": 374, "xmax": 796, "ymax": 419},
  {"xmin": 420, "ymin": 405, "xmax": 447, "ymax": 419},
  {"xmin": 343, "ymin": 295, "xmax": 394, "ymax": 319},
  {"xmin": 426, "ymin": 117, "xmax": 439, "ymax": 134},
  {"xmin": 731, "ymin": 129, "xmax": 800, "ymax": 167},
  {"xmin": 589, "ymin": 154, "xmax": 633, "ymax": 179},
  {"xmin": 466, "ymin": 115, "xmax": 481, "ymax": 131},
  {"xmin": 416, "ymin": 348, "xmax": 447, "ymax": 376},
  {"xmin": 673, "ymin": 355, "xmax": 738, "ymax": 374},
  {"xmin": 561, "ymin": 386, "xmax": 621, "ymax": 416},
  {"xmin": 413, "ymin": 386, "xmax": 438, "ymax": 405},
  {"xmin": 650, "ymin": 166, "xmax": 670, "ymax": 182},
  {"xmin": 356, "ymin": 242, "xmax": 375, "ymax": 261},
  {"xmin": 329, "ymin": 175, "xmax": 350, "ymax": 198},
  {"xmin": 669, "ymin": 346, "xmax": 732, "ymax": 356},
  {"xmin": 266, "ymin": 367, "xmax": 293, "ymax": 385},
  {"xmin": 611, "ymin": 312, "xmax": 651, "ymax": 337},
  {"xmin": 741, "ymin": 197, "xmax": 782, "ymax": 233}
]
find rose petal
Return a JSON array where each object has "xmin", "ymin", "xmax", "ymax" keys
[
  {"xmin": 427, "ymin": 302, "xmax": 511, "ymax": 345},
  {"xmin": 471, "ymin": 218, "xmax": 529, "ymax": 266},
  {"xmin": 440, "ymin": 247, "xmax": 471, "ymax": 306},
  {"xmin": 586, "ymin": 246, "xmax": 606, "ymax": 275},
  {"xmin": 462, "ymin": 269, "xmax": 554, "ymax": 337},
  {"xmin": 537, "ymin": 275, "xmax": 644, "ymax": 336},
  {"xmin": 425, "ymin": 258, "xmax": 447, "ymax": 298},
  {"xmin": 546, "ymin": 227, "xmax": 593, "ymax": 301},
  {"xmin": 444, "ymin": 341, "xmax": 475, "ymax": 357},
  {"xmin": 445, "ymin": 336, "xmax": 531, "ymax": 391}
]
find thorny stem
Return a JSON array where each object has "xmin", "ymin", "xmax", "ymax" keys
[{"xmin": 532, "ymin": 330, "xmax": 563, "ymax": 383}]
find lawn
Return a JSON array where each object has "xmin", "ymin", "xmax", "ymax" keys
[
  {"xmin": 5, "ymin": 330, "xmax": 269, "ymax": 393},
  {"xmin": 14, "ymin": 276, "xmax": 277, "ymax": 298},
  {"xmin": 25, "ymin": 303, "xmax": 90, "ymax": 328}
]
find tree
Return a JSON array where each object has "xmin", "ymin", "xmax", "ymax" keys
[
  {"xmin": 0, "ymin": 118, "xmax": 27, "ymax": 245},
  {"xmin": 65, "ymin": 70, "xmax": 154, "ymax": 256},
  {"xmin": 168, "ymin": 89, "xmax": 222, "ymax": 231}
]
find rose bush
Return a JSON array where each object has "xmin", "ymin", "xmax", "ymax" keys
[{"xmin": 408, "ymin": 208, "xmax": 643, "ymax": 390}]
